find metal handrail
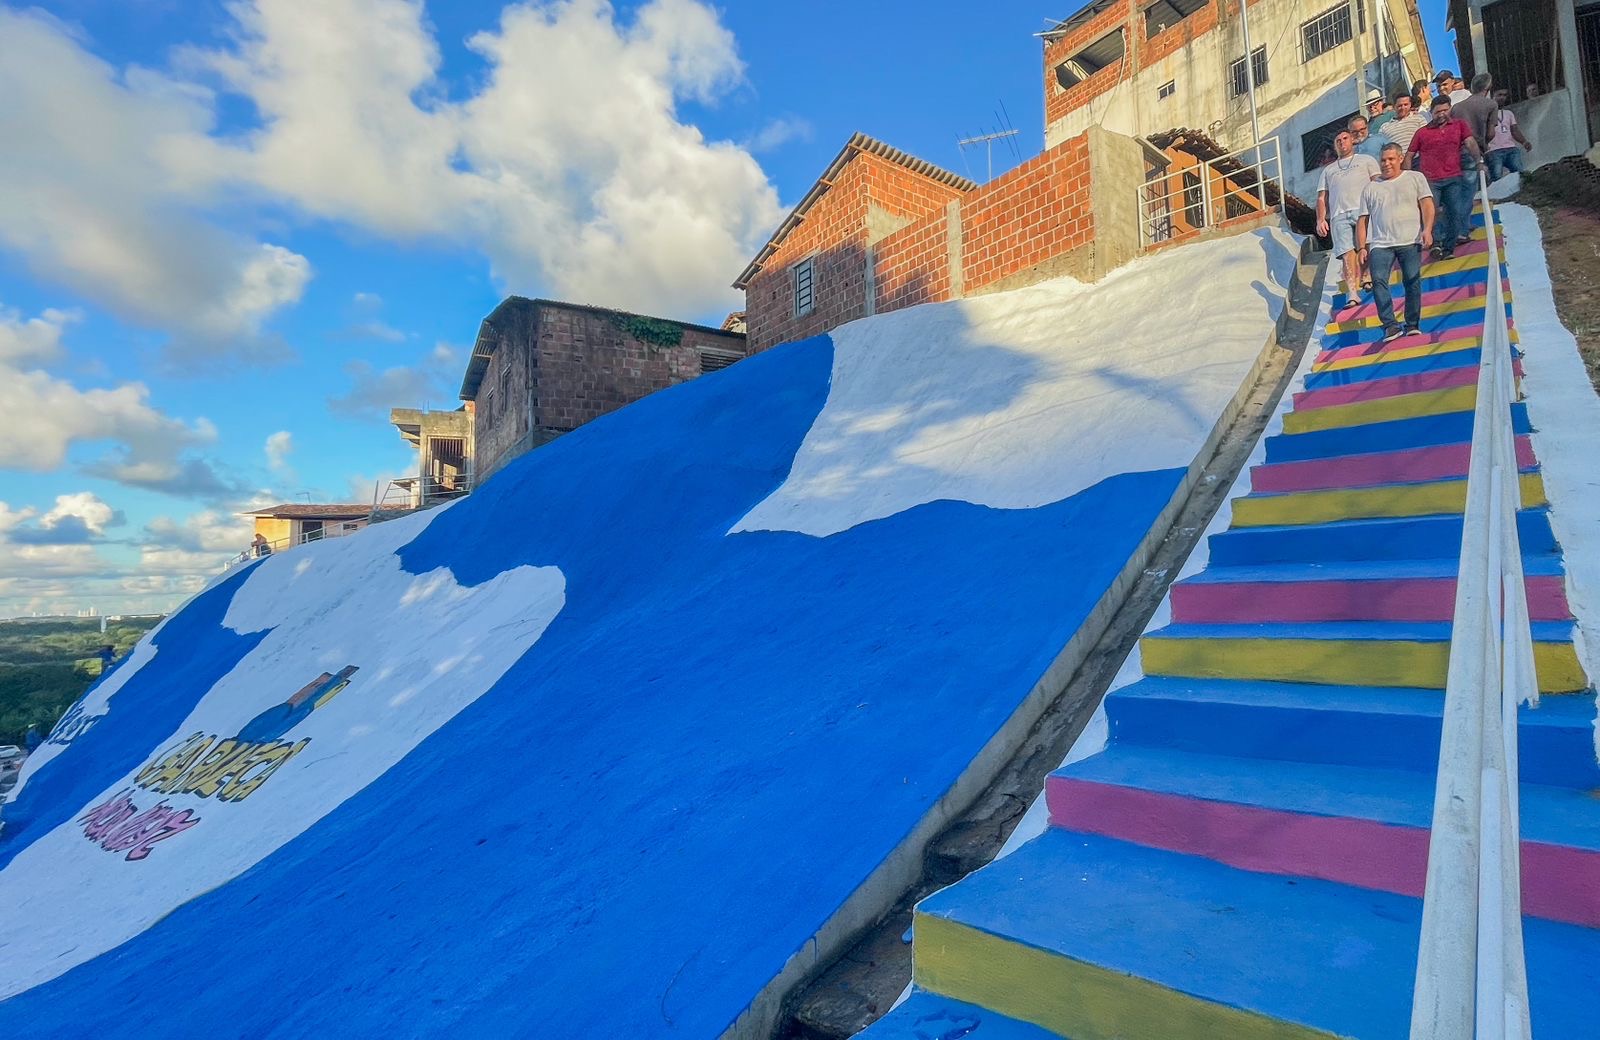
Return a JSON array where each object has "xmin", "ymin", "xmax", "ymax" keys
[
  {"xmin": 1136, "ymin": 138, "xmax": 1284, "ymax": 247},
  {"xmin": 1410, "ymin": 169, "xmax": 1535, "ymax": 1040}
]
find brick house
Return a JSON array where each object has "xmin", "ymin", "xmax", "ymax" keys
[
  {"xmin": 459, "ymin": 298, "xmax": 748, "ymax": 481},
  {"xmin": 736, "ymin": 128, "xmax": 1163, "ymax": 353}
]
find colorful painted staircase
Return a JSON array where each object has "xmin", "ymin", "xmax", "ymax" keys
[{"xmin": 858, "ymin": 211, "xmax": 1600, "ymax": 1039}]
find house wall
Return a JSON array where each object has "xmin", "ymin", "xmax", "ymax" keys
[
  {"xmin": 746, "ymin": 127, "xmax": 1154, "ymax": 352},
  {"xmin": 472, "ymin": 301, "xmax": 747, "ymax": 481},
  {"xmin": 1042, "ymin": 0, "xmax": 1430, "ymax": 201},
  {"xmin": 252, "ymin": 517, "xmax": 292, "ymax": 545}
]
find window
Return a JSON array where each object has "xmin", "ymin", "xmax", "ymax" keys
[
  {"xmin": 699, "ymin": 349, "xmax": 741, "ymax": 374},
  {"xmin": 1228, "ymin": 46, "xmax": 1269, "ymax": 98},
  {"xmin": 1144, "ymin": 0, "xmax": 1207, "ymax": 38},
  {"xmin": 792, "ymin": 257, "xmax": 815, "ymax": 318},
  {"xmin": 1484, "ymin": 0, "xmax": 1564, "ymax": 99},
  {"xmin": 1054, "ymin": 29, "xmax": 1126, "ymax": 89},
  {"xmin": 500, "ymin": 356, "xmax": 511, "ymax": 383},
  {"xmin": 1299, "ymin": 109, "xmax": 1359, "ymax": 172},
  {"xmin": 1301, "ymin": 3, "xmax": 1355, "ymax": 62},
  {"xmin": 1158, "ymin": 79, "xmax": 1177, "ymax": 100}
]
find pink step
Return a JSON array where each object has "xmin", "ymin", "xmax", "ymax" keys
[
  {"xmin": 1046, "ymin": 774, "xmax": 1600, "ymax": 929},
  {"xmin": 1168, "ymin": 572, "xmax": 1570, "ymax": 624},
  {"xmin": 1294, "ymin": 364, "xmax": 1479, "ymax": 411},
  {"xmin": 1251, "ymin": 437, "xmax": 1538, "ymax": 493},
  {"xmin": 1333, "ymin": 278, "xmax": 1510, "ymax": 324}
]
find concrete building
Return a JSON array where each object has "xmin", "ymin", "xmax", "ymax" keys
[
  {"xmin": 1448, "ymin": 0, "xmax": 1597, "ymax": 165},
  {"xmin": 244, "ymin": 504, "xmax": 371, "ymax": 553},
  {"xmin": 388, "ymin": 406, "xmax": 474, "ymax": 507},
  {"xmin": 1041, "ymin": 0, "xmax": 1433, "ymax": 201},
  {"xmin": 459, "ymin": 297, "xmax": 748, "ymax": 481}
]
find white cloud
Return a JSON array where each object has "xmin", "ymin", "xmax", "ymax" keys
[
  {"xmin": 744, "ymin": 117, "xmax": 814, "ymax": 153},
  {"xmin": 264, "ymin": 430, "xmax": 294, "ymax": 473},
  {"xmin": 176, "ymin": 0, "xmax": 782, "ymax": 317},
  {"xmin": 328, "ymin": 341, "xmax": 459, "ymax": 417},
  {"xmin": 0, "ymin": 306, "xmax": 79, "ymax": 366},
  {"xmin": 0, "ymin": 9, "xmax": 311, "ymax": 362}
]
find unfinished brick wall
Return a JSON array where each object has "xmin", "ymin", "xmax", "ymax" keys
[
  {"xmin": 873, "ymin": 211, "xmax": 952, "ymax": 313},
  {"xmin": 744, "ymin": 152, "xmax": 966, "ymax": 353},
  {"xmin": 471, "ymin": 299, "xmax": 746, "ymax": 479},
  {"xmin": 1142, "ymin": 0, "xmax": 1220, "ymax": 65},
  {"xmin": 961, "ymin": 135, "xmax": 1095, "ymax": 293},
  {"xmin": 1043, "ymin": 0, "xmax": 1135, "ymax": 130}
]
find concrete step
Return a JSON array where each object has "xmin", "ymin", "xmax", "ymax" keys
[
  {"xmin": 1046, "ymin": 744, "xmax": 1600, "ymax": 927},
  {"xmin": 910, "ymin": 830, "xmax": 1600, "ymax": 1040},
  {"xmin": 1262, "ymin": 404, "xmax": 1530, "ymax": 464},
  {"xmin": 1228, "ymin": 472, "xmax": 1547, "ymax": 528},
  {"xmin": 854, "ymin": 990, "xmax": 1067, "ymax": 1040},
  {"xmin": 1205, "ymin": 508, "xmax": 1557, "ymax": 565},
  {"xmin": 1247, "ymin": 436, "xmax": 1536, "ymax": 494},
  {"xmin": 1168, "ymin": 555, "xmax": 1570, "ymax": 624},
  {"xmin": 1102, "ymin": 677, "xmax": 1600, "ymax": 788},
  {"xmin": 1308, "ymin": 332, "xmax": 1494, "ymax": 381},
  {"xmin": 1281, "ymin": 383, "xmax": 1479, "ymax": 435},
  {"xmin": 1291, "ymin": 361, "xmax": 1482, "ymax": 411},
  {"xmin": 1331, "ymin": 278, "xmax": 1510, "ymax": 327},
  {"xmin": 1139, "ymin": 619, "xmax": 1585, "ymax": 692}
]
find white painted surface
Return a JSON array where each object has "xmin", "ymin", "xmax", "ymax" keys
[
  {"xmin": 735, "ymin": 228, "xmax": 1300, "ymax": 538},
  {"xmin": 992, "ymin": 262, "xmax": 1336, "ymax": 862},
  {"xmin": 1501, "ymin": 202, "xmax": 1600, "ymax": 704},
  {"xmin": 0, "ymin": 503, "xmax": 566, "ymax": 999}
]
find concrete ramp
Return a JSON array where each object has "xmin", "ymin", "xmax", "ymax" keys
[{"xmin": 0, "ymin": 229, "xmax": 1298, "ymax": 1038}]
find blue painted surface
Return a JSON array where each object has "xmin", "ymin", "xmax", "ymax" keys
[
  {"xmin": 0, "ymin": 334, "xmax": 1192, "ymax": 1037},
  {"xmin": 1263, "ymin": 404, "xmax": 1531, "ymax": 463},
  {"xmin": 1105, "ymin": 678, "xmax": 1600, "ymax": 789},
  {"xmin": 1323, "ymin": 303, "xmax": 1509, "ymax": 348},
  {"xmin": 1302, "ymin": 347, "xmax": 1483, "ymax": 389},
  {"xmin": 858, "ymin": 992, "xmax": 1067, "ymax": 1040},
  {"xmin": 918, "ymin": 830, "xmax": 1600, "ymax": 1040},
  {"xmin": 1055, "ymin": 744, "xmax": 1600, "ymax": 852},
  {"xmin": 1206, "ymin": 509, "xmax": 1557, "ymax": 566},
  {"xmin": 1177, "ymin": 554, "xmax": 1565, "ymax": 584},
  {"xmin": 1147, "ymin": 619, "xmax": 1575, "ymax": 643}
]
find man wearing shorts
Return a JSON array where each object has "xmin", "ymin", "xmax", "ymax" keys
[{"xmin": 1317, "ymin": 130, "xmax": 1381, "ymax": 310}]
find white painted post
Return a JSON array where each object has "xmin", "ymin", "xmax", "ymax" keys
[{"xmin": 1237, "ymin": 0, "xmax": 1262, "ymax": 145}]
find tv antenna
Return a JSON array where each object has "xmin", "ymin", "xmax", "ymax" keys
[{"xmin": 957, "ymin": 101, "xmax": 1024, "ymax": 182}]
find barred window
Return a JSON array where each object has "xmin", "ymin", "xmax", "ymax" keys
[
  {"xmin": 1229, "ymin": 46, "xmax": 1269, "ymax": 98},
  {"xmin": 1158, "ymin": 79, "xmax": 1177, "ymax": 100},
  {"xmin": 1483, "ymin": 0, "xmax": 1565, "ymax": 99},
  {"xmin": 792, "ymin": 257, "xmax": 815, "ymax": 318},
  {"xmin": 1302, "ymin": 3, "xmax": 1355, "ymax": 62}
]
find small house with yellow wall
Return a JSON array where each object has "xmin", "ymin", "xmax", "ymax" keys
[{"xmin": 244, "ymin": 504, "xmax": 373, "ymax": 553}]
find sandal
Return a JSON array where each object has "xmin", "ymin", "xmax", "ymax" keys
[{"xmin": 1360, "ymin": 279, "xmax": 1373, "ymax": 294}]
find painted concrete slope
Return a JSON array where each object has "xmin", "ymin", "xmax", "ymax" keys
[{"xmin": 0, "ymin": 229, "xmax": 1296, "ymax": 1038}]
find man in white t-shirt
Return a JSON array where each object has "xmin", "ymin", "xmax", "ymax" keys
[
  {"xmin": 1380, "ymin": 93, "xmax": 1429, "ymax": 153},
  {"xmin": 1316, "ymin": 130, "xmax": 1381, "ymax": 311},
  {"xmin": 1356, "ymin": 142, "xmax": 1437, "ymax": 341}
]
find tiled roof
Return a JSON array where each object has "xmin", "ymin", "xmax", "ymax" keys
[{"xmin": 245, "ymin": 504, "xmax": 373, "ymax": 520}]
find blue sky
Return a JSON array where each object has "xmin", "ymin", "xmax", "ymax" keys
[{"xmin": 0, "ymin": 0, "xmax": 1457, "ymax": 617}]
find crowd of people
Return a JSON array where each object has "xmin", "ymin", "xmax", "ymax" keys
[{"xmin": 1314, "ymin": 68, "xmax": 1533, "ymax": 343}]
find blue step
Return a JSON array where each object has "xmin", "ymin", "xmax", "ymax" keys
[
  {"xmin": 1104, "ymin": 677, "xmax": 1600, "ymax": 789},
  {"xmin": 913, "ymin": 830, "xmax": 1600, "ymax": 1040},
  {"xmin": 1206, "ymin": 509, "xmax": 1557, "ymax": 565},
  {"xmin": 1056, "ymin": 743, "xmax": 1600, "ymax": 857},
  {"xmin": 855, "ymin": 991, "xmax": 1068, "ymax": 1040},
  {"xmin": 1301, "ymin": 347, "xmax": 1484, "ymax": 391},
  {"xmin": 1263, "ymin": 405, "xmax": 1532, "ymax": 464},
  {"xmin": 1323, "ymin": 303, "xmax": 1510, "ymax": 349}
]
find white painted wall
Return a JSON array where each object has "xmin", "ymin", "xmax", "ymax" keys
[{"xmin": 1044, "ymin": 0, "xmax": 1427, "ymax": 201}]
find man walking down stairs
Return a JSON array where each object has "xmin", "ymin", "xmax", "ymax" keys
[{"xmin": 855, "ymin": 203, "xmax": 1600, "ymax": 1038}]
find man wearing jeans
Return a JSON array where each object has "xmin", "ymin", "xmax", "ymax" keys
[
  {"xmin": 1357, "ymin": 143, "xmax": 1436, "ymax": 342},
  {"xmin": 1485, "ymin": 89, "xmax": 1534, "ymax": 180},
  {"xmin": 1407, "ymin": 95, "xmax": 1481, "ymax": 259}
]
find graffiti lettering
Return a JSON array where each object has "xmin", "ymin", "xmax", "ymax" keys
[
  {"xmin": 78, "ymin": 790, "xmax": 200, "ymax": 861},
  {"xmin": 133, "ymin": 734, "xmax": 309, "ymax": 802},
  {"xmin": 47, "ymin": 703, "xmax": 104, "ymax": 746}
]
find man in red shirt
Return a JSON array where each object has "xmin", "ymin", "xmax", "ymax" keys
[{"xmin": 1407, "ymin": 95, "xmax": 1482, "ymax": 259}]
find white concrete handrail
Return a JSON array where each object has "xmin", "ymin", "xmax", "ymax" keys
[{"xmin": 1410, "ymin": 170, "xmax": 1536, "ymax": 1040}]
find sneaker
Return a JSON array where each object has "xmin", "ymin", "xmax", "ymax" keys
[
  {"xmin": 1458, "ymin": 234, "xmax": 1472, "ymax": 245},
  {"xmin": 1383, "ymin": 325, "xmax": 1405, "ymax": 342},
  {"xmin": 1403, "ymin": 325, "xmax": 1421, "ymax": 337},
  {"xmin": 1430, "ymin": 245, "xmax": 1447, "ymax": 260}
]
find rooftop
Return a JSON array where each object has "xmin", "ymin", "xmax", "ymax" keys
[
  {"xmin": 244, "ymin": 504, "xmax": 373, "ymax": 520},
  {"xmin": 734, "ymin": 132, "xmax": 978, "ymax": 290}
]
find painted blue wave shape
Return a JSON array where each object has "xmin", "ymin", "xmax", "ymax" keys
[{"xmin": 0, "ymin": 333, "xmax": 1185, "ymax": 1037}]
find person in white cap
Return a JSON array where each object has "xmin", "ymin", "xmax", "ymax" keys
[{"xmin": 1366, "ymin": 88, "xmax": 1394, "ymax": 134}]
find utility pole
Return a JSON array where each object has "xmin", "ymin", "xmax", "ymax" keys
[
  {"xmin": 1352, "ymin": 0, "xmax": 1369, "ymax": 113},
  {"xmin": 1238, "ymin": 0, "xmax": 1262, "ymax": 143}
]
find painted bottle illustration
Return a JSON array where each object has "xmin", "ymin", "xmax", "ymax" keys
[{"xmin": 236, "ymin": 666, "xmax": 359, "ymax": 743}]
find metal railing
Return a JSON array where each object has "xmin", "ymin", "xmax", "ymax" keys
[
  {"xmin": 1410, "ymin": 170, "xmax": 1535, "ymax": 1040},
  {"xmin": 371, "ymin": 474, "xmax": 473, "ymax": 513},
  {"xmin": 1136, "ymin": 138, "xmax": 1285, "ymax": 248},
  {"xmin": 224, "ymin": 521, "xmax": 367, "ymax": 570}
]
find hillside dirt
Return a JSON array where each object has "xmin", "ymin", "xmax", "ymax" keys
[{"xmin": 1518, "ymin": 159, "xmax": 1600, "ymax": 396}]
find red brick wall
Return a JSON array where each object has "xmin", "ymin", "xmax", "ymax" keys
[
  {"xmin": 961, "ymin": 134, "xmax": 1094, "ymax": 293},
  {"xmin": 873, "ymin": 212, "xmax": 952, "ymax": 313},
  {"xmin": 1143, "ymin": 1, "xmax": 1220, "ymax": 65},
  {"xmin": 745, "ymin": 152, "xmax": 967, "ymax": 352},
  {"xmin": 1043, "ymin": 0, "xmax": 1134, "ymax": 128}
]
